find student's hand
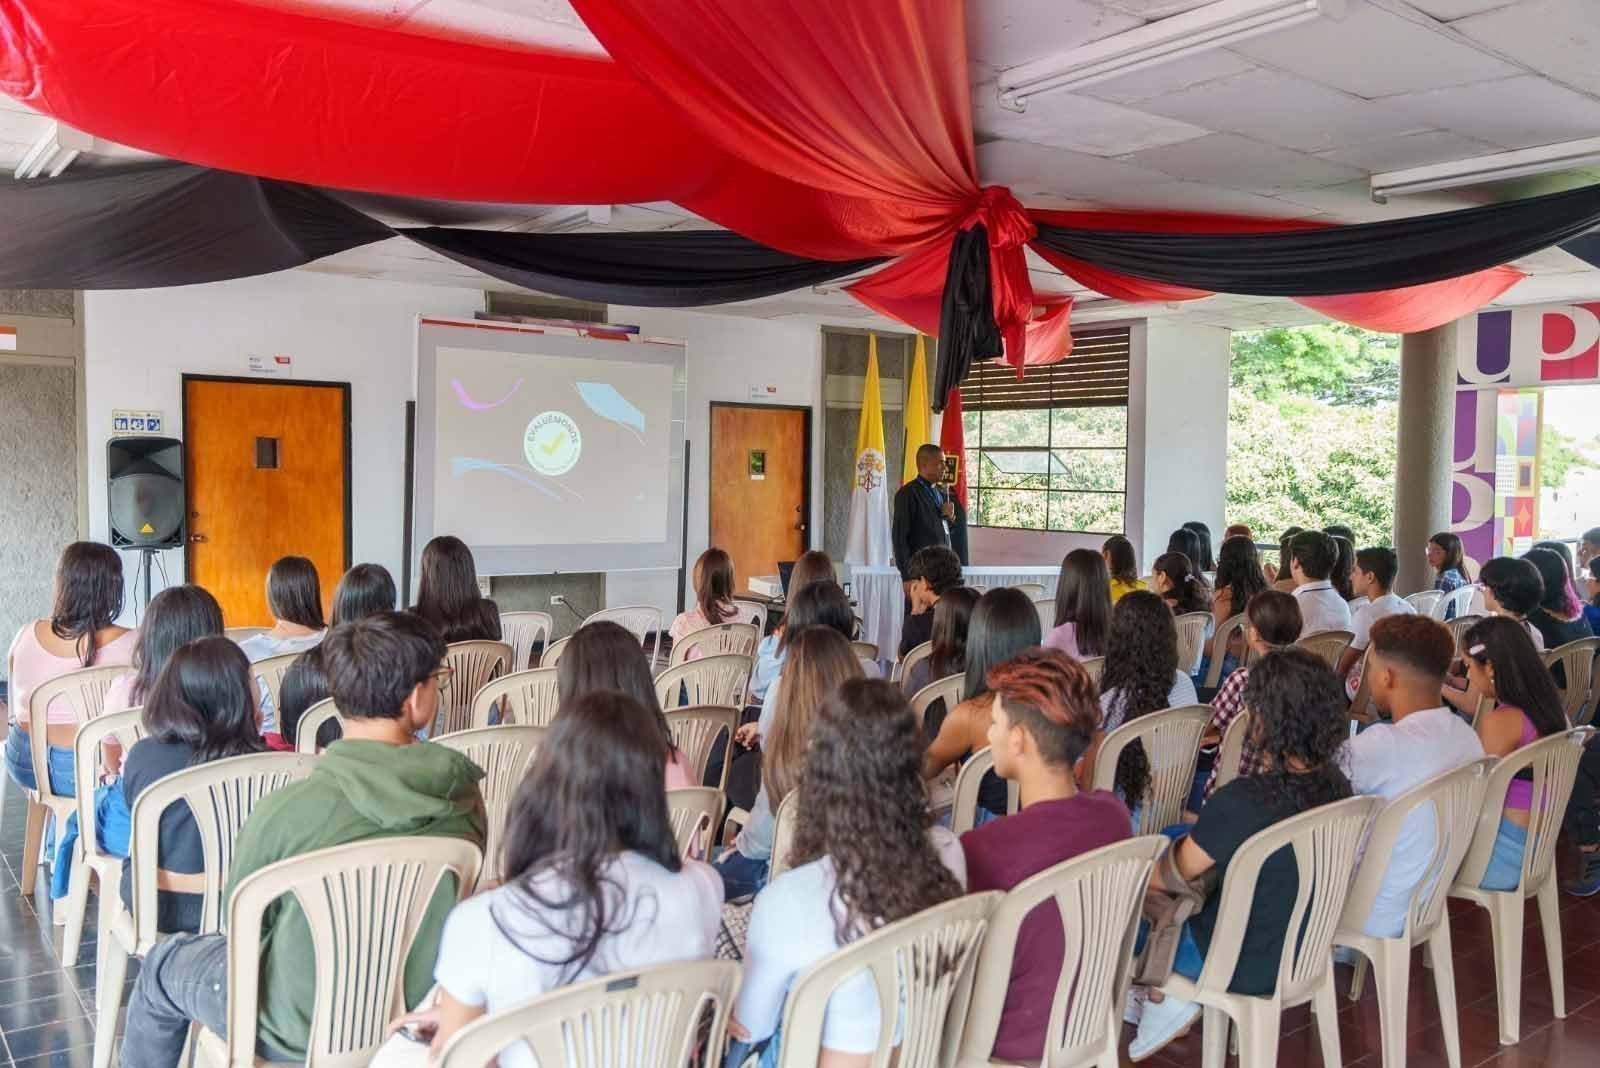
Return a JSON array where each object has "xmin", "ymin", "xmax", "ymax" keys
[
  {"xmin": 1263, "ymin": 561, "xmax": 1278, "ymax": 583},
  {"xmin": 728, "ymin": 1017, "xmax": 752, "ymax": 1043},
  {"xmin": 734, "ymin": 723, "xmax": 760, "ymax": 748},
  {"xmin": 387, "ymin": 1007, "xmax": 440, "ymax": 1045}
]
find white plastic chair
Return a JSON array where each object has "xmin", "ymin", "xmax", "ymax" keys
[
  {"xmin": 1012, "ymin": 582, "xmax": 1048, "ymax": 600},
  {"xmin": 539, "ymin": 634, "xmax": 572, "ymax": 668},
  {"xmin": 1447, "ymin": 727, "xmax": 1593, "ymax": 1045},
  {"xmin": 584, "ymin": 605, "xmax": 664, "ymax": 666},
  {"xmin": 730, "ymin": 598, "xmax": 769, "ymax": 633},
  {"xmin": 1294, "ymin": 629, "xmax": 1353, "ymax": 671},
  {"xmin": 767, "ymin": 789, "xmax": 800, "ymax": 881},
  {"xmin": 192, "ymin": 836, "xmax": 483, "ymax": 1068},
  {"xmin": 852, "ymin": 639, "xmax": 881, "ymax": 663},
  {"xmin": 955, "ymin": 837, "xmax": 1166, "ymax": 1068},
  {"xmin": 1405, "ymin": 589, "xmax": 1445, "ymax": 617},
  {"xmin": 1435, "ymin": 583, "xmax": 1480, "ymax": 621},
  {"xmin": 666, "ymin": 787, "xmax": 723, "ymax": 860},
  {"xmin": 469, "ymin": 667, "xmax": 561, "ymax": 729},
  {"xmin": 654, "ymin": 654, "xmax": 753, "ymax": 710},
  {"xmin": 892, "ymin": 640, "xmax": 933, "ymax": 689},
  {"xmin": 434, "ymin": 725, "xmax": 543, "ymax": 884},
  {"xmin": 1211, "ymin": 710, "xmax": 1252, "ymax": 793},
  {"xmin": 1150, "ymin": 795, "xmax": 1379, "ymax": 1068},
  {"xmin": 435, "ymin": 959, "xmax": 742, "ymax": 1068},
  {"xmin": 1033, "ymin": 597, "xmax": 1056, "ymax": 636},
  {"xmin": 294, "ymin": 697, "xmax": 343, "ymax": 754},
  {"xmin": 1079, "ymin": 656, "xmax": 1105, "ymax": 687},
  {"xmin": 250, "ymin": 651, "xmax": 303, "ymax": 720},
  {"xmin": 950, "ymin": 747, "xmax": 1019, "ymax": 836},
  {"xmin": 1335, "ymin": 759, "xmax": 1495, "ymax": 1068},
  {"xmin": 1174, "ymin": 612, "xmax": 1211, "ymax": 678},
  {"xmin": 665, "ymin": 705, "xmax": 738, "ymax": 791},
  {"xmin": 669, "ymin": 621, "xmax": 760, "ymax": 666},
  {"xmin": 909, "ymin": 673, "xmax": 965, "ymax": 732},
  {"xmin": 1090, "ymin": 704, "xmax": 1210, "ymax": 835},
  {"xmin": 434, "ymin": 640, "xmax": 511, "ymax": 737},
  {"xmin": 61, "ymin": 708, "xmax": 146, "ymax": 963},
  {"xmin": 498, "ymin": 610, "xmax": 553, "ymax": 671},
  {"xmin": 1202, "ymin": 613, "xmax": 1248, "ymax": 689},
  {"xmin": 224, "ymin": 626, "xmax": 269, "ymax": 642},
  {"xmin": 1543, "ymin": 636, "xmax": 1599, "ymax": 726},
  {"xmin": 1445, "ymin": 613, "xmax": 1482, "ymax": 658}
]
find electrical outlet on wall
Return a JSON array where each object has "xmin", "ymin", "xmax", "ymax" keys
[
  {"xmin": 551, "ymin": 595, "xmax": 565, "ymax": 606},
  {"xmin": 477, "ymin": 576, "xmax": 492, "ymax": 597}
]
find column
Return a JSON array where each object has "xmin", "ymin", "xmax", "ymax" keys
[{"xmin": 1393, "ymin": 322, "xmax": 1458, "ymax": 595}]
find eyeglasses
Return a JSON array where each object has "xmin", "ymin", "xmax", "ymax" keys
[{"xmin": 430, "ymin": 665, "xmax": 454, "ymax": 693}]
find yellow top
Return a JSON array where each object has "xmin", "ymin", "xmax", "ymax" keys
[{"xmin": 1109, "ymin": 577, "xmax": 1148, "ymax": 604}]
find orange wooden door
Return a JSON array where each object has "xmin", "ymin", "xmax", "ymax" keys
[
  {"xmin": 709, "ymin": 405, "xmax": 808, "ymax": 589},
  {"xmin": 184, "ymin": 378, "xmax": 348, "ymax": 626}
]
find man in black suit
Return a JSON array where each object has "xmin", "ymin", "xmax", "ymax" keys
[{"xmin": 893, "ymin": 443, "xmax": 956, "ymax": 588}]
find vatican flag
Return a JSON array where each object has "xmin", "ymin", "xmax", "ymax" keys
[
  {"xmin": 844, "ymin": 335, "xmax": 892, "ymax": 566},
  {"xmin": 900, "ymin": 334, "xmax": 931, "ymax": 486}
]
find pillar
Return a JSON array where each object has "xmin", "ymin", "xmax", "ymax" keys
[{"xmin": 1393, "ymin": 322, "xmax": 1458, "ymax": 595}]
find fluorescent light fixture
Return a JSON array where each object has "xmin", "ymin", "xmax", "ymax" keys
[
  {"xmin": 14, "ymin": 121, "xmax": 94, "ymax": 180},
  {"xmin": 1370, "ymin": 137, "xmax": 1600, "ymax": 202},
  {"xmin": 996, "ymin": 0, "xmax": 1342, "ymax": 112}
]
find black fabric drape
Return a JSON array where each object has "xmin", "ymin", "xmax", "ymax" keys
[
  {"xmin": 1562, "ymin": 230, "xmax": 1600, "ymax": 272},
  {"xmin": 1034, "ymin": 182, "xmax": 1600, "ymax": 296},
  {"xmin": 403, "ymin": 226, "xmax": 883, "ymax": 307},
  {"xmin": 933, "ymin": 223, "xmax": 1002, "ymax": 410}
]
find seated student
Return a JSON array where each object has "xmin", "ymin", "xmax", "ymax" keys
[
  {"xmin": 904, "ymin": 585, "xmax": 978, "ymax": 697},
  {"xmin": 669, "ymin": 547, "xmax": 737, "ymax": 650},
  {"xmin": 749, "ymin": 549, "xmax": 834, "ymax": 705},
  {"xmin": 1324, "ymin": 522, "xmax": 1355, "ymax": 545},
  {"xmin": 1522, "ymin": 546, "xmax": 1591, "ymax": 652},
  {"xmin": 717, "ymin": 627, "xmax": 863, "ymax": 900},
  {"xmin": 1181, "ymin": 521, "xmax": 1216, "ymax": 574},
  {"xmin": 557, "ymin": 621, "xmax": 693, "ymax": 788},
  {"xmin": 1428, "ymin": 532, "xmax": 1474, "ymax": 595},
  {"xmin": 385, "ymin": 692, "xmax": 722, "ymax": 1067},
  {"xmin": 729, "ymin": 679, "xmax": 965, "ymax": 1067},
  {"xmin": 1580, "ymin": 528, "xmax": 1600, "ymax": 601},
  {"xmin": 236, "ymin": 556, "xmax": 328, "ymax": 733},
  {"xmin": 1264, "ymin": 525, "xmax": 1303, "ymax": 592},
  {"xmin": 1337, "ymin": 547, "xmax": 1415, "ymax": 698},
  {"xmin": 1474, "ymin": 556, "xmax": 1548, "ymax": 652},
  {"xmin": 1567, "ymin": 727, "xmax": 1600, "ymax": 896},
  {"xmin": 1342, "ymin": 616, "xmax": 1483, "ymax": 938},
  {"xmin": 329, "ymin": 562, "xmax": 397, "ymax": 626},
  {"xmin": 119, "ymin": 611, "xmax": 487, "ymax": 1068},
  {"xmin": 1200, "ymin": 590, "xmax": 1302, "ymax": 803},
  {"xmin": 1586, "ymin": 558, "xmax": 1600, "ymax": 635},
  {"xmin": 270, "ymin": 646, "xmax": 339, "ymax": 753},
  {"xmin": 1288, "ymin": 529, "xmax": 1352, "ymax": 635},
  {"xmin": 1210, "ymin": 536, "xmax": 1267, "ymax": 633},
  {"xmin": 1151, "ymin": 551, "xmax": 1211, "ymax": 617},
  {"xmin": 1043, "ymin": 549, "xmax": 1110, "ymax": 660},
  {"xmin": 1223, "ymin": 523, "xmax": 1253, "ymax": 542},
  {"xmin": 960, "ymin": 650, "xmax": 1130, "ymax": 1062},
  {"xmin": 898, "ymin": 546, "xmax": 963, "ymax": 659},
  {"xmin": 1130, "ymin": 649, "xmax": 1352, "ymax": 1060},
  {"xmin": 1442, "ymin": 617, "xmax": 1569, "ymax": 892},
  {"xmin": 1102, "ymin": 535, "xmax": 1147, "ymax": 604},
  {"xmin": 119, "ymin": 637, "xmax": 269, "ymax": 935},
  {"xmin": 409, "ymin": 534, "xmax": 501, "ymax": 642},
  {"xmin": 1329, "ymin": 535, "xmax": 1357, "ymax": 602},
  {"xmin": 741, "ymin": 581, "xmax": 879, "ymax": 751}
]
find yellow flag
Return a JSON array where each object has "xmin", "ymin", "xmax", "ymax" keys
[
  {"xmin": 845, "ymin": 334, "xmax": 891, "ymax": 564},
  {"xmin": 901, "ymin": 334, "xmax": 930, "ymax": 485},
  {"xmin": 858, "ymin": 334, "xmax": 886, "ymax": 460}
]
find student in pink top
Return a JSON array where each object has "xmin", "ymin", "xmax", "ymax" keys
[
  {"xmin": 555, "ymin": 621, "xmax": 694, "ymax": 788},
  {"xmin": 1042, "ymin": 549, "xmax": 1110, "ymax": 661},
  {"xmin": 5, "ymin": 542, "xmax": 136, "ymax": 799},
  {"xmin": 667, "ymin": 548, "xmax": 737, "ymax": 655}
]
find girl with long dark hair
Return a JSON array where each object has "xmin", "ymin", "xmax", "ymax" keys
[
  {"xmin": 750, "ymin": 549, "xmax": 835, "ymax": 704},
  {"xmin": 729, "ymin": 679, "xmax": 964, "ymax": 1066},
  {"xmin": 920, "ymin": 585, "xmax": 979, "ymax": 690},
  {"xmin": 1428, "ymin": 531, "xmax": 1472, "ymax": 591},
  {"xmin": 1101, "ymin": 534, "xmax": 1147, "ymax": 603},
  {"xmin": 236, "ymin": 555, "xmax": 328, "ymax": 733},
  {"xmin": 330, "ymin": 563, "xmax": 397, "ymax": 626},
  {"xmin": 1182, "ymin": 521, "xmax": 1216, "ymax": 573},
  {"xmin": 1522, "ymin": 546, "xmax": 1590, "ymax": 651},
  {"xmin": 409, "ymin": 535, "xmax": 501, "ymax": 643},
  {"xmin": 1151, "ymin": 551, "xmax": 1212, "ymax": 616},
  {"xmin": 1044, "ymin": 548, "xmax": 1110, "ymax": 660},
  {"xmin": 1211, "ymin": 535, "xmax": 1268, "ymax": 629},
  {"xmin": 1329, "ymin": 535, "xmax": 1356, "ymax": 602},
  {"xmin": 669, "ymin": 547, "xmax": 736, "ymax": 648},
  {"xmin": 557, "ymin": 621, "xmax": 692, "ymax": 788},
  {"xmin": 395, "ymin": 691, "xmax": 721, "ymax": 1065}
]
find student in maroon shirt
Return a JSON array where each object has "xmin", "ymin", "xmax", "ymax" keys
[{"xmin": 960, "ymin": 648, "xmax": 1132, "ymax": 1062}]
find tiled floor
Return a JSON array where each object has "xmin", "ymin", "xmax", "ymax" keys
[{"xmin": 0, "ymin": 773, "xmax": 1592, "ymax": 1067}]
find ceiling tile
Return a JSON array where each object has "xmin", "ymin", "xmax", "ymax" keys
[
  {"xmin": 1128, "ymin": 69, "xmax": 1431, "ymax": 152},
  {"xmin": 1385, "ymin": 75, "xmax": 1600, "ymax": 150},
  {"xmin": 1066, "ymin": 177, "xmax": 1329, "ymax": 217},
  {"xmin": 1315, "ymin": 129, "xmax": 1501, "ymax": 170},
  {"xmin": 977, "ymin": 139, "xmax": 1175, "ymax": 196},
  {"xmin": 1079, "ymin": 50, "xmax": 1259, "ymax": 105},
  {"xmin": 1099, "ymin": 0, "xmax": 1219, "ymax": 15},
  {"xmin": 1118, "ymin": 133, "xmax": 1367, "ymax": 192},
  {"xmin": 1403, "ymin": 0, "xmax": 1520, "ymax": 17},
  {"xmin": 1277, "ymin": 180, "xmax": 1493, "ymax": 221},
  {"xmin": 1456, "ymin": 0, "xmax": 1600, "ymax": 97},
  {"xmin": 974, "ymin": 82, "xmax": 1210, "ymax": 156},
  {"xmin": 1231, "ymin": 0, "xmax": 1520, "ymax": 98},
  {"xmin": 966, "ymin": 0, "xmax": 1143, "ymax": 71}
]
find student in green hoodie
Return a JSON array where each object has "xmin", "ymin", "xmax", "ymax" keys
[{"xmin": 120, "ymin": 611, "xmax": 487, "ymax": 1068}]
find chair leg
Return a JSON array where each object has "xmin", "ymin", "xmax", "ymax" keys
[
  {"xmin": 1314, "ymin": 972, "xmax": 1344, "ymax": 1068},
  {"xmin": 92, "ymin": 939, "xmax": 130, "ymax": 1068},
  {"xmin": 1236, "ymin": 999, "xmax": 1283, "ymax": 1068},
  {"xmin": 61, "ymin": 849, "xmax": 92, "ymax": 964},
  {"xmin": 19, "ymin": 798, "xmax": 46, "ymax": 899},
  {"xmin": 1347, "ymin": 951, "xmax": 1369, "ymax": 1001},
  {"xmin": 1535, "ymin": 880, "xmax": 1566, "ymax": 1019},
  {"xmin": 1201, "ymin": 1005, "xmax": 1230, "ymax": 1068},
  {"xmin": 1368, "ymin": 943, "xmax": 1409, "ymax": 1068},
  {"xmin": 1428, "ymin": 922, "xmax": 1463, "ymax": 1068},
  {"xmin": 1483, "ymin": 892, "xmax": 1525, "ymax": 1045}
]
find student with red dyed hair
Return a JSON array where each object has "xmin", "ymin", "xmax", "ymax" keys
[{"xmin": 959, "ymin": 648, "xmax": 1131, "ymax": 1063}]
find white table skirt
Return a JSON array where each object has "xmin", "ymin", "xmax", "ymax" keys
[{"xmin": 852, "ymin": 565, "xmax": 1060, "ymax": 661}]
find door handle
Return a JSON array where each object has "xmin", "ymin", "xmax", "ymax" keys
[{"xmin": 188, "ymin": 533, "xmax": 208, "ymax": 544}]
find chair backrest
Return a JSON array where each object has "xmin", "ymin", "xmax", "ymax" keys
[
  {"xmin": 498, "ymin": 610, "xmax": 553, "ymax": 672},
  {"xmin": 950, "ymin": 746, "xmax": 1020, "ymax": 835},
  {"xmin": 730, "ymin": 598, "xmax": 769, "ymax": 633},
  {"xmin": 129, "ymin": 751, "xmax": 319, "ymax": 949},
  {"xmin": 584, "ymin": 605, "xmax": 664, "ymax": 664},
  {"xmin": 655, "ymin": 654, "xmax": 753, "ymax": 711},
  {"xmin": 73, "ymin": 707, "xmax": 146, "ymax": 863},
  {"xmin": 666, "ymin": 787, "xmax": 723, "ymax": 860},
  {"xmin": 29, "ymin": 664, "xmax": 132, "ymax": 806},
  {"xmin": 892, "ymin": 640, "xmax": 933, "ymax": 688},
  {"xmin": 1454, "ymin": 727, "xmax": 1593, "ymax": 895},
  {"xmin": 908, "ymin": 673, "xmax": 965, "ymax": 732},
  {"xmin": 1172, "ymin": 612, "xmax": 1210, "ymax": 678},
  {"xmin": 224, "ymin": 626, "xmax": 268, "ymax": 642},
  {"xmin": 1079, "ymin": 656, "xmax": 1105, "ymax": 687},
  {"xmin": 775, "ymin": 892, "xmax": 1001, "ymax": 1068},
  {"xmin": 957, "ymin": 837, "xmax": 1166, "ymax": 1068},
  {"xmin": 1445, "ymin": 613, "xmax": 1482, "ymax": 658},
  {"xmin": 665, "ymin": 706, "xmax": 738, "ymax": 791},
  {"xmin": 435, "ymin": 640, "xmax": 512, "ymax": 737},
  {"xmin": 251, "ymin": 651, "xmax": 303, "ymax": 717},
  {"xmin": 767, "ymin": 789, "xmax": 800, "ymax": 881},
  {"xmin": 1033, "ymin": 597, "xmax": 1055, "ymax": 636},
  {"xmin": 1543, "ymin": 636, "xmax": 1600, "ymax": 727},
  {"xmin": 540, "ymin": 634, "xmax": 572, "ymax": 668},
  {"xmin": 1012, "ymin": 582, "xmax": 1047, "ymax": 600},
  {"xmin": 435, "ymin": 959, "xmax": 742, "ymax": 1068},
  {"xmin": 1194, "ymin": 795, "xmax": 1378, "ymax": 1007},
  {"xmin": 470, "ymin": 667, "xmax": 562, "ymax": 729},
  {"xmin": 1405, "ymin": 590, "xmax": 1445, "ymax": 617},
  {"xmin": 669, "ymin": 621, "xmax": 760, "ymax": 666},
  {"xmin": 294, "ymin": 698, "xmax": 343, "ymax": 754},
  {"xmin": 1203, "ymin": 613, "xmax": 1249, "ymax": 688},
  {"xmin": 851, "ymin": 639, "xmax": 881, "ymax": 663},
  {"xmin": 1347, "ymin": 648, "xmax": 1378, "ymax": 722},
  {"xmin": 219, "ymin": 836, "xmax": 482, "ymax": 1068},
  {"xmin": 1437, "ymin": 583, "xmax": 1480, "ymax": 621},
  {"xmin": 1090, "ymin": 705, "xmax": 1211, "ymax": 834},
  {"xmin": 433, "ymin": 725, "xmax": 543, "ymax": 885},
  {"xmin": 1212, "ymin": 709, "xmax": 1252, "ymax": 793},
  {"xmin": 1341, "ymin": 758, "xmax": 1494, "ymax": 944},
  {"xmin": 1295, "ymin": 629, "xmax": 1353, "ymax": 670}
]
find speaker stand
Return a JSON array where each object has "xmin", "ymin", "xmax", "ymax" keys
[{"xmin": 137, "ymin": 547, "xmax": 159, "ymax": 612}]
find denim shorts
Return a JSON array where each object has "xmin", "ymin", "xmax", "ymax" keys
[
  {"xmin": 3, "ymin": 726, "xmax": 74, "ymax": 795},
  {"xmin": 1479, "ymin": 816, "xmax": 1528, "ymax": 891}
]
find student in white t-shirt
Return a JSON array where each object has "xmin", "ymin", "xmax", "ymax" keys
[
  {"xmin": 1338, "ymin": 547, "xmax": 1416, "ymax": 699},
  {"xmin": 1288, "ymin": 530, "xmax": 1353, "ymax": 636},
  {"xmin": 729, "ymin": 679, "xmax": 967, "ymax": 1068},
  {"xmin": 1342, "ymin": 615, "xmax": 1483, "ymax": 939},
  {"xmin": 384, "ymin": 691, "xmax": 722, "ymax": 1068}
]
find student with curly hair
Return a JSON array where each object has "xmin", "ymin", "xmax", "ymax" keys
[
  {"xmin": 1044, "ymin": 549, "xmax": 1111, "ymax": 660},
  {"xmin": 1130, "ymin": 649, "xmax": 1352, "ymax": 1060},
  {"xmin": 1199, "ymin": 590, "xmax": 1302, "ymax": 803},
  {"xmin": 729, "ymin": 679, "xmax": 965, "ymax": 1067}
]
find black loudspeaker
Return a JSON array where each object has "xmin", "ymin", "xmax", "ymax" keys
[{"xmin": 108, "ymin": 436, "xmax": 185, "ymax": 549}]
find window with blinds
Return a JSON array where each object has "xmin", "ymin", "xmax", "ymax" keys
[{"xmin": 959, "ymin": 326, "xmax": 1130, "ymax": 535}]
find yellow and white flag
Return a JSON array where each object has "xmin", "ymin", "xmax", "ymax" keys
[
  {"xmin": 901, "ymin": 334, "xmax": 931, "ymax": 486},
  {"xmin": 845, "ymin": 335, "xmax": 892, "ymax": 565}
]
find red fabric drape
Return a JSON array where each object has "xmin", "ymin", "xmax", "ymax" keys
[{"xmin": 939, "ymin": 387, "xmax": 968, "ymax": 511}]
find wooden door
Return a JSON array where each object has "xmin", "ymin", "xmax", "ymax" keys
[
  {"xmin": 709, "ymin": 405, "xmax": 809, "ymax": 589},
  {"xmin": 184, "ymin": 377, "xmax": 349, "ymax": 626}
]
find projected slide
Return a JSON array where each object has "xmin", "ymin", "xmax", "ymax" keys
[{"xmin": 433, "ymin": 346, "xmax": 674, "ymax": 546}]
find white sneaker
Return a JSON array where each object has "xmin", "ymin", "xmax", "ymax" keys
[{"xmin": 1129, "ymin": 994, "xmax": 1201, "ymax": 1061}]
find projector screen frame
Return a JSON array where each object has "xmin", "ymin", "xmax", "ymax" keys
[{"xmin": 411, "ymin": 316, "xmax": 688, "ymax": 579}]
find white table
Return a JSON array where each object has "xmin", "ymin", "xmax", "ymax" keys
[{"xmin": 851, "ymin": 564, "xmax": 1061, "ymax": 660}]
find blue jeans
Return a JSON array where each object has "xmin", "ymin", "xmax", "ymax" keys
[
  {"xmin": 4, "ymin": 726, "xmax": 74, "ymax": 795},
  {"xmin": 51, "ymin": 781, "xmax": 131, "ymax": 899},
  {"xmin": 714, "ymin": 849, "xmax": 770, "ymax": 901},
  {"xmin": 1480, "ymin": 816, "xmax": 1529, "ymax": 891},
  {"xmin": 725, "ymin": 1016, "xmax": 784, "ymax": 1068}
]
